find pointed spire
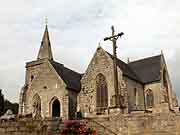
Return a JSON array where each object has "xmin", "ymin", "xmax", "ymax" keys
[{"xmin": 37, "ymin": 24, "xmax": 53, "ymax": 60}]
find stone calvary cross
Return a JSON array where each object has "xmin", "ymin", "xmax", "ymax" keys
[{"xmin": 104, "ymin": 26, "xmax": 124, "ymax": 108}]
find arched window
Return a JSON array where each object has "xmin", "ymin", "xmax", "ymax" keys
[
  {"xmin": 134, "ymin": 88, "xmax": 138, "ymax": 106},
  {"xmin": 32, "ymin": 94, "xmax": 41, "ymax": 118},
  {"xmin": 96, "ymin": 73, "xmax": 108, "ymax": 113},
  {"xmin": 146, "ymin": 89, "xmax": 154, "ymax": 108}
]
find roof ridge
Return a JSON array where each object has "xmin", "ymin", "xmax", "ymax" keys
[
  {"xmin": 105, "ymin": 51, "xmax": 141, "ymax": 82},
  {"xmin": 129, "ymin": 54, "xmax": 161, "ymax": 64},
  {"xmin": 49, "ymin": 60, "xmax": 82, "ymax": 91},
  {"xmin": 50, "ymin": 60, "xmax": 81, "ymax": 75},
  {"xmin": 128, "ymin": 54, "xmax": 161, "ymax": 84},
  {"xmin": 105, "ymin": 51, "xmax": 126, "ymax": 63}
]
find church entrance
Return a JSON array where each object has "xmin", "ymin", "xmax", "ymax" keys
[{"xmin": 52, "ymin": 99, "xmax": 60, "ymax": 117}]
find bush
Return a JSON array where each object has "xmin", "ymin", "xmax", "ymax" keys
[
  {"xmin": 0, "ymin": 89, "xmax": 4, "ymax": 116},
  {"xmin": 60, "ymin": 120, "xmax": 96, "ymax": 135}
]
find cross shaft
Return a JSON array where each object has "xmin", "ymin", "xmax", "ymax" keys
[{"xmin": 104, "ymin": 26, "xmax": 124, "ymax": 107}]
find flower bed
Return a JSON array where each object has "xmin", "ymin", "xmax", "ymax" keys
[{"xmin": 60, "ymin": 120, "xmax": 96, "ymax": 135}]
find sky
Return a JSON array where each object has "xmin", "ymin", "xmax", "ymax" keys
[{"xmin": 0, "ymin": 0, "xmax": 180, "ymax": 103}]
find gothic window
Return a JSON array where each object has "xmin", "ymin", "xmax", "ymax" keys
[
  {"xmin": 96, "ymin": 73, "xmax": 108, "ymax": 113},
  {"xmin": 146, "ymin": 89, "xmax": 154, "ymax": 108},
  {"xmin": 134, "ymin": 88, "xmax": 138, "ymax": 106},
  {"xmin": 134, "ymin": 88, "xmax": 137, "ymax": 96}
]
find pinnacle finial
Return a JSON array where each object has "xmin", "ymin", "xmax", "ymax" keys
[
  {"xmin": 161, "ymin": 49, "xmax": 163, "ymax": 55},
  {"xmin": 97, "ymin": 42, "xmax": 101, "ymax": 49},
  {"xmin": 98, "ymin": 42, "xmax": 101, "ymax": 47},
  {"xmin": 127, "ymin": 57, "xmax": 130, "ymax": 64}
]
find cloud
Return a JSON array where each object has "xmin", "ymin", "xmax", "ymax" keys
[{"xmin": 0, "ymin": 0, "xmax": 180, "ymax": 104}]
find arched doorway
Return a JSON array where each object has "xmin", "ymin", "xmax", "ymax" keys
[{"xmin": 52, "ymin": 99, "xmax": 60, "ymax": 117}]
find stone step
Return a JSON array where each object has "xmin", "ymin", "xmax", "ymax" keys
[{"xmin": 86, "ymin": 119, "xmax": 118, "ymax": 135}]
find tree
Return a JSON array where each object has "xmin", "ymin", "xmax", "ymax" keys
[
  {"xmin": 0, "ymin": 89, "xmax": 19, "ymax": 116},
  {"xmin": 0, "ymin": 89, "xmax": 5, "ymax": 116},
  {"xmin": 4, "ymin": 100, "xmax": 19, "ymax": 114}
]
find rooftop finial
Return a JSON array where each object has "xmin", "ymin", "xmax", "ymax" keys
[
  {"xmin": 97, "ymin": 42, "xmax": 101, "ymax": 50},
  {"xmin": 98, "ymin": 42, "xmax": 101, "ymax": 47},
  {"xmin": 127, "ymin": 57, "xmax": 130, "ymax": 64},
  {"xmin": 161, "ymin": 49, "xmax": 163, "ymax": 55}
]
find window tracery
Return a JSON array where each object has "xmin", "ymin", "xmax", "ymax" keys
[{"xmin": 96, "ymin": 73, "xmax": 108, "ymax": 113}]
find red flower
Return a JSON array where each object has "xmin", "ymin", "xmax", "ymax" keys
[{"xmin": 59, "ymin": 120, "xmax": 96, "ymax": 135}]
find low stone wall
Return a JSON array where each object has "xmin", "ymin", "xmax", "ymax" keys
[
  {"xmin": 88, "ymin": 112, "xmax": 180, "ymax": 135},
  {"xmin": 0, "ymin": 119, "xmax": 63, "ymax": 135},
  {"xmin": 0, "ymin": 113, "xmax": 180, "ymax": 135}
]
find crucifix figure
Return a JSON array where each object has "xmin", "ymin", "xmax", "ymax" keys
[{"xmin": 104, "ymin": 26, "xmax": 124, "ymax": 108}]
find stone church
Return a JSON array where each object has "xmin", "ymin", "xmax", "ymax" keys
[{"xmin": 19, "ymin": 25, "xmax": 179, "ymax": 120}]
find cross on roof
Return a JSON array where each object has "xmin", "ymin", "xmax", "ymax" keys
[{"xmin": 45, "ymin": 16, "xmax": 48, "ymax": 26}]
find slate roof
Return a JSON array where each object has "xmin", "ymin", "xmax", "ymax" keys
[
  {"xmin": 50, "ymin": 51, "xmax": 161, "ymax": 91},
  {"xmin": 106, "ymin": 52, "xmax": 140, "ymax": 81},
  {"xmin": 128, "ymin": 55, "xmax": 161, "ymax": 84},
  {"xmin": 106, "ymin": 51, "xmax": 162, "ymax": 84},
  {"xmin": 50, "ymin": 60, "xmax": 82, "ymax": 91}
]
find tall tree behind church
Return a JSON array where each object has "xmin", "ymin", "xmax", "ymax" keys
[{"xmin": 0, "ymin": 89, "xmax": 4, "ymax": 116}]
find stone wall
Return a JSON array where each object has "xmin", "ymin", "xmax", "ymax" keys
[
  {"xmin": 19, "ymin": 59, "xmax": 71, "ymax": 120},
  {"xmin": 1, "ymin": 113, "xmax": 180, "ymax": 135},
  {"xmin": 0, "ymin": 119, "xmax": 59, "ymax": 135},
  {"xmin": 87, "ymin": 112, "xmax": 180, "ymax": 135},
  {"xmin": 0, "ymin": 119, "xmax": 63, "ymax": 135},
  {"xmin": 124, "ymin": 77, "xmax": 145, "ymax": 112},
  {"xmin": 78, "ymin": 47, "xmax": 128, "ymax": 116}
]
